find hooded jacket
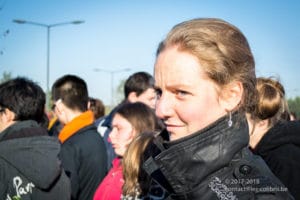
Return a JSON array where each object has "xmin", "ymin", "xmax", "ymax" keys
[
  {"xmin": 253, "ymin": 120, "xmax": 300, "ymax": 200},
  {"xmin": 142, "ymin": 113, "xmax": 294, "ymax": 199},
  {"xmin": 0, "ymin": 120, "xmax": 70, "ymax": 200}
]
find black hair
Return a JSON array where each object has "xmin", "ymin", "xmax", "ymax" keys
[
  {"xmin": 124, "ymin": 72, "xmax": 154, "ymax": 98},
  {"xmin": 0, "ymin": 77, "xmax": 45, "ymax": 122},
  {"xmin": 51, "ymin": 74, "xmax": 88, "ymax": 112}
]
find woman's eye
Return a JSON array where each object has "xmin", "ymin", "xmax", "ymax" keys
[{"xmin": 176, "ymin": 90, "xmax": 188, "ymax": 97}]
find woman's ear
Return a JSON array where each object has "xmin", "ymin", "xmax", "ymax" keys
[{"xmin": 219, "ymin": 81, "xmax": 243, "ymax": 111}]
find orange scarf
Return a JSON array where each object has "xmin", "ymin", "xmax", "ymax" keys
[{"xmin": 59, "ymin": 110, "xmax": 94, "ymax": 144}]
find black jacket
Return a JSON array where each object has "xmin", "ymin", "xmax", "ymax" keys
[
  {"xmin": 0, "ymin": 120, "xmax": 71, "ymax": 200},
  {"xmin": 253, "ymin": 120, "xmax": 300, "ymax": 199},
  {"xmin": 60, "ymin": 124, "xmax": 107, "ymax": 200},
  {"xmin": 142, "ymin": 114, "xmax": 294, "ymax": 199}
]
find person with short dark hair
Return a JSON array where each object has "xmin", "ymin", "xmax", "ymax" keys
[
  {"xmin": 123, "ymin": 71, "xmax": 157, "ymax": 109},
  {"xmin": 51, "ymin": 74, "xmax": 107, "ymax": 200},
  {"xmin": 0, "ymin": 77, "xmax": 71, "ymax": 200}
]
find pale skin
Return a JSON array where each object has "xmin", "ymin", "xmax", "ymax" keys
[
  {"xmin": 246, "ymin": 113, "xmax": 270, "ymax": 149},
  {"xmin": 52, "ymin": 99, "xmax": 83, "ymax": 125},
  {"xmin": 154, "ymin": 46, "xmax": 243, "ymax": 141},
  {"xmin": 128, "ymin": 88, "xmax": 157, "ymax": 109},
  {"xmin": 0, "ymin": 108, "xmax": 16, "ymax": 133},
  {"xmin": 109, "ymin": 113, "xmax": 137, "ymax": 156}
]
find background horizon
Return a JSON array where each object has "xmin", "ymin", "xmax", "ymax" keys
[{"xmin": 1, "ymin": 0, "xmax": 299, "ymax": 105}]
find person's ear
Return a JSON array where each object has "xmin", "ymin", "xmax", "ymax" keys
[
  {"xmin": 127, "ymin": 92, "xmax": 138, "ymax": 103},
  {"xmin": 87, "ymin": 100, "xmax": 91, "ymax": 109},
  {"xmin": 219, "ymin": 81, "xmax": 243, "ymax": 111},
  {"xmin": 55, "ymin": 100, "xmax": 64, "ymax": 115},
  {"xmin": 1, "ymin": 108, "xmax": 16, "ymax": 123}
]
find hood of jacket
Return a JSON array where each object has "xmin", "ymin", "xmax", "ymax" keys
[
  {"xmin": 143, "ymin": 112, "xmax": 249, "ymax": 194},
  {"xmin": 254, "ymin": 120, "xmax": 300, "ymax": 155},
  {"xmin": 0, "ymin": 120, "xmax": 63, "ymax": 190}
]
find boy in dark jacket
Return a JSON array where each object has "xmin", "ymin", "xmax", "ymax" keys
[
  {"xmin": 0, "ymin": 77, "xmax": 71, "ymax": 200},
  {"xmin": 51, "ymin": 74, "xmax": 107, "ymax": 200}
]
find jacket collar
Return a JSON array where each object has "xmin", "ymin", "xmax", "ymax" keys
[
  {"xmin": 254, "ymin": 120, "xmax": 300, "ymax": 155},
  {"xmin": 143, "ymin": 112, "xmax": 249, "ymax": 194},
  {"xmin": 0, "ymin": 120, "xmax": 47, "ymax": 142},
  {"xmin": 58, "ymin": 110, "xmax": 94, "ymax": 143}
]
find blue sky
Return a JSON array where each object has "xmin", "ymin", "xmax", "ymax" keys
[{"xmin": 1, "ymin": 0, "xmax": 300, "ymax": 105}]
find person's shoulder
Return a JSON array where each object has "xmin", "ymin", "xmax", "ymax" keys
[
  {"xmin": 231, "ymin": 150, "xmax": 294, "ymax": 199},
  {"xmin": 70, "ymin": 126, "xmax": 107, "ymax": 151},
  {"xmin": 256, "ymin": 121, "xmax": 300, "ymax": 154},
  {"xmin": 62, "ymin": 125, "xmax": 99, "ymax": 143},
  {"xmin": 265, "ymin": 142, "xmax": 300, "ymax": 165},
  {"xmin": 95, "ymin": 115, "xmax": 107, "ymax": 126}
]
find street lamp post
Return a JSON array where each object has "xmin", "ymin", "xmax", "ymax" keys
[
  {"xmin": 13, "ymin": 19, "xmax": 84, "ymax": 110},
  {"xmin": 94, "ymin": 68, "xmax": 131, "ymax": 107}
]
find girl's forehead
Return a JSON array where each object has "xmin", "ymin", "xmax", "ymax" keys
[{"xmin": 112, "ymin": 114, "xmax": 128, "ymax": 125}]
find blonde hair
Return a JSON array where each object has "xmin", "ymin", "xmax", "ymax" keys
[
  {"xmin": 122, "ymin": 131, "xmax": 156, "ymax": 197},
  {"xmin": 250, "ymin": 77, "xmax": 289, "ymax": 128},
  {"xmin": 157, "ymin": 18, "xmax": 256, "ymax": 113},
  {"xmin": 113, "ymin": 103, "xmax": 158, "ymax": 197}
]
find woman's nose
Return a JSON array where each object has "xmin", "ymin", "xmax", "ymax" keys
[{"xmin": 155, "ymin": 93, "xmax": 173, "ymax": 119}]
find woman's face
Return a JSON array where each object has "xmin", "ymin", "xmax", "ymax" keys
[
  {"xmin": 109, "ymin": 113, "xmax": 136, "ymax": 156},
  {"xmin": 154, "ymin": 46, "xmax": 227, "ymax": 141}
]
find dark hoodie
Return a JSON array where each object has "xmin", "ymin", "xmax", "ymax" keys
[
  {"xmin": 253, "ymin": 120, "xmax": 300, "ymax": 199},
  {"xmin": 0, "ymin": 120, "xmax": 71, "ymax": 200}
]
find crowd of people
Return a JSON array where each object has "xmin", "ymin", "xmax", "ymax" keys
[{"xmin": 0, "ymin": 17, "xmax": 299, "ymax": 200}]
